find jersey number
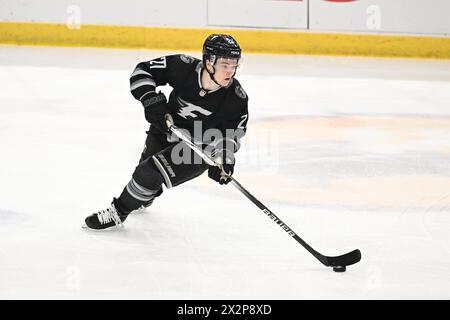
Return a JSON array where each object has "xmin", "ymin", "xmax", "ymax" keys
[
  {"xmin": 149, "ymin": 57, "xmax": 167, "ymax": 69},
  {"xmin": 238, "ymin": 114, "xmax": 248, "ymax": 129}
]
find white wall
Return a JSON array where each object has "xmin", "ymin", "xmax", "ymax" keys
[
  {"xmin": 0, "ymin": 0, "xmax": 448, "ymax": 35},
  {"xmin": 207, "ymin": 0, "xmax": 307, "ymax": 29},
  {"xmin": 309, "ymin": 0, "xmax": 450, "ymax": 35},
  {"xmin": 0, "ymin": 0, "xmax": 208, "ymax": 27}
]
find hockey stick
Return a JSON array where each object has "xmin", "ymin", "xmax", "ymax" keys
[{"xmin": 165, "ymin": 116, "xmax": 361, "ymax": 271}]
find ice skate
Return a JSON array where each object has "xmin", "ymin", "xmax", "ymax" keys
[{"xmin": 82, "ymin": 198, "xmax": 128, "ymax": 230}]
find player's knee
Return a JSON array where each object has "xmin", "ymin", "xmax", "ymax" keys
[{"xmin": 132, "ymin": 158, "xmax": 164, "ymax": 190}]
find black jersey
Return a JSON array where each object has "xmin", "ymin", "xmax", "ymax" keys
[{"xmin": 129, "ymin": 54, "xmax": 249, "ymax": 151}]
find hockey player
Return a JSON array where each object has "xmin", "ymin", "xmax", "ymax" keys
[{"xmin": 83, "ymin": 34, "xmax": 249, "ymax": 230}]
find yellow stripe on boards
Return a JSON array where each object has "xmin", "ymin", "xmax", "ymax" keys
[{"xmin": 1, "ymin": 21, "xmax": 449, "ymax": 59}]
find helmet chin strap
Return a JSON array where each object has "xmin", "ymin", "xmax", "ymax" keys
[{"xmin": 206, "ymin": 65, "xmax": 222, "ymax": 87}]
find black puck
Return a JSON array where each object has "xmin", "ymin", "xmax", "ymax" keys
[{"xmin": 333, "ymin": 266, "xmax": 346, "ymax": 272}]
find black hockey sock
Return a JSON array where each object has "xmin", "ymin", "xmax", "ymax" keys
[
  {"xmin": 117, "ymin": 184, "xmax": 162, "ymax": 213},
  {"xmin": 117, "ymin": 158, "xmax": 164, "ymax": 213}
]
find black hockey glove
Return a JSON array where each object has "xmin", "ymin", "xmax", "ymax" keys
[
  {"xmin": 142, "ymin": 92, "xmax": 169, "ymax": 132},
  {"xmin": 208, "ymin": 164, "xmax": 234, "ymax": 185}
]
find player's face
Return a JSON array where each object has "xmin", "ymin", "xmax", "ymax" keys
[{"xmin": 212, "ymin": 58, "xmax": 239, "ymax": 86}]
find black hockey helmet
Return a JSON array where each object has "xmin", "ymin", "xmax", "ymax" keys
[{"xmin": 202, "ymin": 34, "xmax": 241, "ymax": 64}]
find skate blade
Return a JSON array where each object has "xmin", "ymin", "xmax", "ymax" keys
[{"xmin": 81, "ymin": 223, "xmax": 124, "ymax": 231}]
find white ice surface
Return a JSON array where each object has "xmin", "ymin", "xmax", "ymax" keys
[{"xmin": 1, "ymin": 45, "xmax": 450, "ymax": 299}]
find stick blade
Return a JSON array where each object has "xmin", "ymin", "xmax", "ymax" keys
[{"xmin": 325, "ymin": 249, "xmax": 361, "ymax": 267}]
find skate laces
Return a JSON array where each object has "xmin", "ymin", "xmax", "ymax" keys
[{"xmin": 97, "ymin": 204, "xmax": 123, "ymax": 227}]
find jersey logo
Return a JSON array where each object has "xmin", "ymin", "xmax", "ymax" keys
[
  {"xmin": 180, "ymin": 55, "xmax": 195, "ymax": 64},
  {"xmin": 176, "ymin": 96, "xmax": 212, "ymax": 119},
  {"xmin": 235, "ymin": 85, "xmax": 247, "ymax": 99}
]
